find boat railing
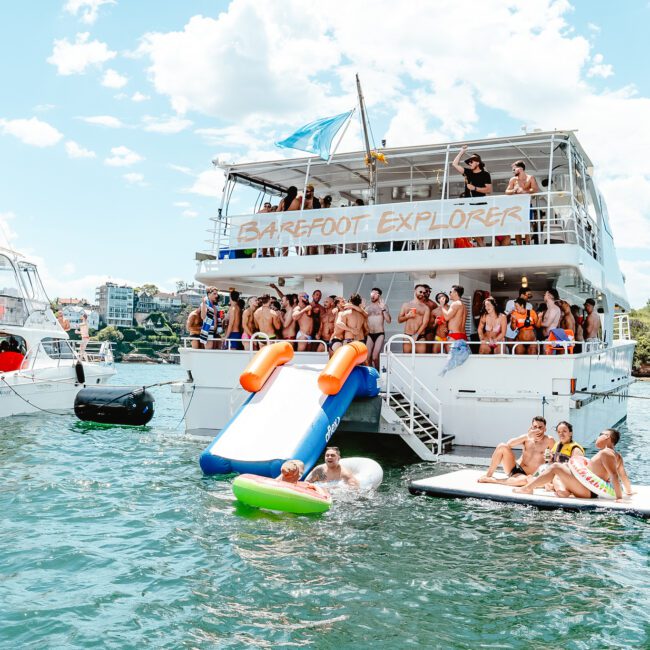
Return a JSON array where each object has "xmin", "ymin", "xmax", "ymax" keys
[
  {"xmin": 20, "ymin": 339, "xmax": 77, "ymax": 373},
  {"xmin": 0, "ymin": 295, "xmax": 28, "ymax": 327},
  {"xmin": 180, "ymin": 336, "xmax": 329, "ymax": 353},
  {"xmin": 69, "ymin": 340, "xmax": 115, "ymax": 365},
  {"xmin": 206, "ymin": 190, "xmax": 600, "ymax": 262},
  {"xmin": 613, "ymin": 314, "xmax": 632, "ymax": 341},
  {"xmin": 384, "ymin": 334, "xmax": 443, "ymax": 456}
]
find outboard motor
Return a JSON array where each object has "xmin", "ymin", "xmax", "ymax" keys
[{"xmin": 74, "ymin": 386, "xmax": 154, "ymax": 425}]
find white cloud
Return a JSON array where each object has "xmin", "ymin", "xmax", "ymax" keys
[
  {"xmin": 0, "ymin": 211, "xmax": 18, "ymax": 247},
  {"xmin": 47, "ymin": 32, "xmax": 116, "ymax": 75},
  {"xmin": 131, "ymin": 91, "xmax": 149, "ymax": 102},
  {"xmin": 182, "ymin": 209, "xmax": 199, "ymax": 219},
  {"xmin": 0, "ymin": 117, "xmax": 63, "ymax": 147},
  {"xmin": 184, "ymin": 168, "xmax": 224, "ymax": 197},
  {"xmin": 105, "ymin": 146, "xmax": 144, "ymax": 167},
  {"xmin": 619, "ymin": 261, "xmax": 650, "ymax": 309},
  {"xmin": 64, "ymin": 0, "xmax": 116, "ymax": 24},
  {"xmin": 173, "ymin": 201, "xmax": 191, "ymax": 207},
  {"xmin": 65, "ymin": 140, "xmax": 96, "ymax": 158},
  {"xmin": 80, "ymin": 115, "xmax": 124, "ymax": 128},
  {"xmin": 61, "ymin": 262, "xmax": 76, "ymax": 276},
  {"xmin": 123, "ymin": 172, "xmax": 147, "ymax": 186},
  {"xmin": 33, "ymin": 103, "xmax": 56, "ymax": 112},
  {"xmin": 168, "ymin": 163, "xmax": 193, "ymax": 175},
  {"xmin": 587, "ymin": 53, "xmax": 614, "ymax": 79},
  {"xmin": 142, "ymin": 115, "xmax": 192, "ymax": 134},
  {"xmin": 101, "ymin": 68, "xmax": 128, "ymax": 89}
]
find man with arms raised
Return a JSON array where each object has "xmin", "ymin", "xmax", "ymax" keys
[
  {"xmin": 540, "ymin": 289, "xmax": 561, "ymax": 339},
  {"xmin": 583, "ymin": 298, "xmax": 601, "ymax": 345},
  {"xmin": 366, "ymin": 287, "xmax": 391, "ymax": 370},
  {"xmin": 515, "ymin": 429, "xmax": 633, "ymax": 501},
  {"xmin": 253, "ymin": 294, "xmax": 281, "ymax": 341},
  {"xmin": 306, "ymin": 447, "xmax": 359, "ymax": 488},
  {"xmin": 292, "ymin": 292, "xmax": 314, "ymax": 352},
  {"xmin": 398, "ymin": 284, "xmax": 431, "ymax": 354},
  {"xmin": 442, "ymin": 285, "xmax": 468, "ymax": 341},
  {"xmin": 330, "ymin": 293, "xmax": 368, "ymax": 353},
  {"xmin": 478, "ymin": 416, "xmax": 554, "ymax": 486}
]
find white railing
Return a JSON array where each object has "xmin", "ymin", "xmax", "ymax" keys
[
  {"xmin": 207, "ymin": 190, "xmax": 600, "ymax": 263},
  {"xmin": 69, "ymin": 340, "xmax": 115, "ymax": 365},
  {"xmin": 613, "ymin": 314, "xmax": 632, "ymax": 341},
  {"xmin": 384, "ymin": 334, "xmax": 443, "ymax": 456},
  {"xmin": 181, "ymin": 336, "xmax": 329, "ymax": 353}
]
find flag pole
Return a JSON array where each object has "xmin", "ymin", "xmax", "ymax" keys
[
  {"xmin": 327, "ymin": 108, "xmax": 356, "ymax": 165},
  {"xmin": 356, "ymin": 74, "xmax": 375, "ymax": 204}
]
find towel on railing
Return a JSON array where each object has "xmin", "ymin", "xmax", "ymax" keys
[
  {"xmin": 440, "ymin": 339, "xmax": 471, "ymax": 376},
  {"xmin": 199, "ymin": 300, "xmax": 216, "ymax": 343}
]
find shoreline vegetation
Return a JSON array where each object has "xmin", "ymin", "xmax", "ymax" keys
[{"xmin": 630, "ymin": 301, "xmax": 650, "ymax": 377}]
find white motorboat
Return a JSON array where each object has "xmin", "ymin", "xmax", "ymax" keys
[
  {"xmin": 0, "ymin": 246, "xmax": 115, "ymax": 416},
  {"xmin": 175, "ymin": 127, "xmax": 635, "ymax": 464}
]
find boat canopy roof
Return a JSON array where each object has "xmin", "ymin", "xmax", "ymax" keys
[{"xmin": 216, "ymin": 130, "xmax": 592, "ymax": 198}]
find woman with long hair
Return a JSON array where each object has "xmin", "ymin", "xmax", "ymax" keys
[{"xmin": 478, "ymin": 297, "xmax": 507, "ymax": 354}]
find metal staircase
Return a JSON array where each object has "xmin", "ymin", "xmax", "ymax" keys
[{"xmin": 382, "ymin": 335, "xmax": 453, "ymax": 460}]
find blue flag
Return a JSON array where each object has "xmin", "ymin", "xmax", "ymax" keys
[{"xmin": 276, "ymin": 110, "xmax": 354, "ymax": 160}]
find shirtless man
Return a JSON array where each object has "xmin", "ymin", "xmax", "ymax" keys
[
  {"xmin": 318, "ymin": 295, "xmax": 337, "ymax": 349},
  {"xmin": 583, "ymin": 298, "xmax": 601, "ymax": 345},
  {"xmin": 514, "ymin": 428, "xmax": 634, "ymax": 501},
  {"xmin": 224, "ymin": 290, "xmax": 243, "ymax": 350},
  {"xmin": 241, "ymin": 296, "xmax": 259, "ymax": 349},
  {"xmin": 280, "ymin": 294, "xmax": 298, "ymax": 343},
  {"xmin": 306, "ymin": 446, "xmax": 359, "ymax": 488},
  {"xmin": 478, "ymin": 416, "xmax": 554, "ymax": 486},
  {"xmin": 541, "ymin": 289, "xmax": 561, "ymax": 338},
  {"xmin": 366, "ymin": 287, "xmax": 391, "ymax": 370},
  {"xmin": 443, "ymin": 285, "xmax": 468, "ymax": 342},
  {"xmin": 331, "ymin": 294, "xmax": 368, "ymax": 353},
  {"xmin": 397, "ymin": 285, "xmax": 431, "ymax": 354},
  {"xmin": 186, "ymin": 307, "xmax": 203, "ymax": 349},
  {"xmin": 505, "ymin": 160, "xmax": 540, "ymax": 245},
  {"xmin": 253, "ymin": 294, "xmax": 281, "ymax": 341},
  {"xmin": 292, "ymin": 293, "xmax": 314, "ymax": 352}
]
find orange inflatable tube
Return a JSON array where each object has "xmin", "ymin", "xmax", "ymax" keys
[
  {"xmin": 240, "ymin": 342, "xmax": 294, "ymax": 393},
  {"xmin": 318, "ymin": 341, "xmax": 368, "ymax": 395}
]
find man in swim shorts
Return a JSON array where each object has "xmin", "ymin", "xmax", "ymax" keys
[
  {"xmin": 365, "ymin": 287, "xmax": 391, "ymax": 370},
  {"xmin": 224, "ymin": 289, "xmax": 243, "ymax": 350},
  {"xmin": 442, "ymin": 285, "xmax": 468, "ymax": 342},
  {"xmin": 253, "ymin": 294, "xmax": 281, "ymax": 342},
  {"xmin": 305, "ymin": 447, "xmax": 359, "ymax": 487},
  {"xmin": 293, "ymin": 293, "xmax": 314, "ymax": 352},
  {"xmin": 514, "ymin": 428, "xmax": 634, "ymax": 500},
  {"xmin": 478, "ymin": 416, "xmax": 554, "ymax": 486}
]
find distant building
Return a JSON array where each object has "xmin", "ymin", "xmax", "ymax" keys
[
  {"xmin": 96, "ymin": 283, "xmax": 134, "ymax": 327},
  {"xmin": 58, "ymin": 297, "xmax": 86, "ymax": 307},
  {"xmin": 62, "ymin": 306, "xmax": 100, "ymax": 330},
  {"xmin": 135, "ymin": 291, "xmax": 156, "ymax": 313},
  {"xmin": 177, "ymin": 287, "xmax": 203, "ymax": 308},
  {"xmin": 153, "ymin": 292, "xmax": 183, "ymax": 313}
]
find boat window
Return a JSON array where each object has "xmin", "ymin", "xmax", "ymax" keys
[
  {"xmin": 17, "ymin": 262, "xmax": 50, "ymax": 308},
  {"xmin": 0, "ymin": 255, "xmax": 23, "ymax": 299},
  {"xmin": 41, "ymin": 337, "xmax": 75, "ymax": 359},
  {"xmin": 0, "ymin": 255, "xmax": 28, "ymax": 326}
]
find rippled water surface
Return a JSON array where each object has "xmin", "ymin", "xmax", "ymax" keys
[{"xmin": 1, "ymin": 365, "xmax": 649, "ymax": 648}]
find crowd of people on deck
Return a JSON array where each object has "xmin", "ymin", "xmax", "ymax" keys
[
  {"xmin": 186, "ymin": 282, "xmax": 602, "ymax": 362},
  {"xmin": 249, "ymin": 149, "xmax": 560, "ymax": 256},
  {"xmin": 0, "ymin": 336, "xmax": 26, "ymax": 372},
  {"xmin": 478, "ymin": 416, "xmax": 634, "ymax": 501}
]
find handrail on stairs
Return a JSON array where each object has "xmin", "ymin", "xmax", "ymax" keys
[{"xmin": 383, "ymin": 334, "xmax": 443, "ymax": 457}]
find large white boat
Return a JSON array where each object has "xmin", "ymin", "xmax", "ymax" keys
[
  {"xmin": 0, "ymin": 246, "xmax": 115, "ymax": 416},
  {"xmin": 176, "ymin": 129, "xmax": 635, "ymax": 463}
]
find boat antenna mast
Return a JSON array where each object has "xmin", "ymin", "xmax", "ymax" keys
[{"xmin": 356, "ymin": 73, "xmax": 376, "ymax": 205}]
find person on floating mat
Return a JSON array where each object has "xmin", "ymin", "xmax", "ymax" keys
[
  {"xmin": 478, "ymin": 416, "xmax": 555, "ymax": 487},
  {"xmin": 539, "ymin": 421, "xmax": 585, "ymax": 497},
  {"xmin": 306, "ymin": 446, "xmax": 359, "ymax": 488},
  {"xmin": 276, "ymin": 460, "xmax": 328, "ymax": 496},
  {"xmin": 514, "ymin": 428, "xmax": 634, "ymax": 501}
]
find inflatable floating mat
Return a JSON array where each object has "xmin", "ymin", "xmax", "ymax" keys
[
  {"xmin": 232, "ymin": 474, "xmax": 332, "ymax": 514},
  {"xmin": 408, "ymin": 469, "xmax": 650, "ymax": 519}
]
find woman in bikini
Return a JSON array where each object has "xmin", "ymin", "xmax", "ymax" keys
[
  {"xmin": 478, "ymin": 297, "xmax": 507, "ymax": 354},
  {"xmin": 510, "ymin": 297, "xmax": 539, "ymax": 355},
  {"xmin": 432, "ymin": 292, "xmax": 449, "ymax": 354}
]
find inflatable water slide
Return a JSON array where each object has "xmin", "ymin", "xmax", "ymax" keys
[{"xmin": 199, "ymin": 342, "xmax": 379, "ymax": 478}]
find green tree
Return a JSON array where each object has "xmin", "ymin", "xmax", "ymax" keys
[{"xmin": 96, "ymin": 326, "xmax": 124, "ymax": 343}]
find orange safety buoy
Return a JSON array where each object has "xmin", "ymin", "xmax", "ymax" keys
[
  {"xmin": 240, "ymin": 341, "xmax": 294, "ymax": 392},
  {"xmin": 318, "ymin": 341, "xmax": 368, "ymax": 395}
]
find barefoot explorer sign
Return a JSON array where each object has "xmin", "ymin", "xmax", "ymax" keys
[{"xmin": 230, "ymin": 195, "xmax": 531, "ymax": 249}]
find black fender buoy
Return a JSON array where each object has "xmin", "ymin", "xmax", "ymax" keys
[
  {"xmin": 74, "ymin": 386, "xmax": 155, "ymax": 425},
  {"xmin": 75, "ymin": 361, "xmax": 86, "ymax": 384}
]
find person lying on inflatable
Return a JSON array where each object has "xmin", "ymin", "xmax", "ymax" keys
[
  {"xmin": 514, "ymin": 428, "xmax": 634, "ymax": 501},
  {"xmin": 277, "ymin": 460, "xmax": 329, "ymax": 496},
  {"xmin": 305, "ymin": 447, "xmax": 359, "ymax": 488}
]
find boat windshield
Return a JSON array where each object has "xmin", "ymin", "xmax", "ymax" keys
[
  {"xmin": 0, "ymin": 254, "xmax": 28, "ymax": 326},
  {"xmin": 17, "ymin": 262, "xmax": 50, "ymax": 311}
]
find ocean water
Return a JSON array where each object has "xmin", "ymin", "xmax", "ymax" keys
[{"xmin": 1, "ymin": 365, "xmax": 649, "ymax": 649}]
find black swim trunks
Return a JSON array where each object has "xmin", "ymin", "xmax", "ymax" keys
[
  {"xmin": 367, "ymin": 332, "xmax": 385, "ymax": 343},
  {"xmin": 509, "ymin": 463, "xmax": 527, "ymax": 478}
]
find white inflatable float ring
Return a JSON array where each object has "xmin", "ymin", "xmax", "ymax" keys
[
  {"xmin": 315, "ymin": 457, "xmax": 383, "ymax": 490},
  {"xmin": 569, "ymin": 455, "xmax": 616, "ymax": 500}
]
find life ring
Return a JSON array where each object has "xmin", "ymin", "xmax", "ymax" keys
[
  {"xmin": 569, "ymin": 456, "xmax": 616, "ymax": 500},
  {"xmin": 232, "ymin": 474, "xmax": 331, "ymax": 514}
]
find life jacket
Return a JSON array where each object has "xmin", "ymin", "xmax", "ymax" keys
[{"xmin": 552, "ymin": 440, "xmax": 584, "ymax": 463}]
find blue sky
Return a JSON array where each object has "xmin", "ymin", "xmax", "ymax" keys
[{"xmin": 1, "ymin": 0, "xmax": 648, "ymax": 306}]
